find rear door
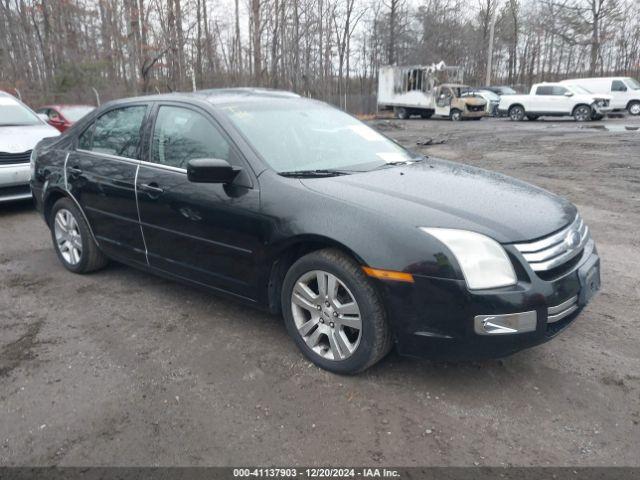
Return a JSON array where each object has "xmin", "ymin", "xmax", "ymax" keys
[
  {"xmin": 136, "ymin": 103, "xmax": 262, "ymax": 300},
  {"xmin": 67, "ymin": 103, "xmax": 149, "ymax": 266}
]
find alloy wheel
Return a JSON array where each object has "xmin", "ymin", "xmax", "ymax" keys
[
  {"xmin": 574, "ymin": 106, "xmax": 591, "ymax": 122},
  {"xmin": 54, "ymin": 208, "xmax": 83, "ymax": 265},
  {"xmin": 290, "ymin": 270, "xmax": 362, "ymax": 361}
]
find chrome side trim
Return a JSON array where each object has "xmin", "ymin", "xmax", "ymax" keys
[
  {"xmin": 134, "ymin": 164, "xmax": 149, "ymax": 265},
  {"xmin": 76, "ymin": 149, "xmax": 187, "ymax": 174},
  {"xmin": 474, "ymin": 311, "xmax": 537, "ymax": 335},
  {"xmin": 63, "ymin": 152, "xmax": 70, "ymax": 190}
]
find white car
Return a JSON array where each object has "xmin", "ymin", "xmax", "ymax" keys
[
  {"xmin": 476, "ymin": 89, "xmax": 501, "ymax": 116},
  {"xmin": 560, "ymin": 77, "xmax": 640, "ymax": 115},
  {"xmin": 498, "ymin": 83, "xmax": 613, "ymax": 122},
  {"xmin": 0, "ymin": 92, "xmax": 59, "ymax": 202}
]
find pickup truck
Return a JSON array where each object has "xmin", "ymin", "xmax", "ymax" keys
[{"xmin": 498, "ymin": 83, "xmax": 613, "ymax": 122}]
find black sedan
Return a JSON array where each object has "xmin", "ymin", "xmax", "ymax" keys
[{"xmin": 30, "ymin": 89, "xmax": 601, "ymax": 374}]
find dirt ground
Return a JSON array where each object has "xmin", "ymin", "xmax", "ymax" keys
[{"xmin": 1, "ymin": 115, "xmax": 639, "ymax": 467}]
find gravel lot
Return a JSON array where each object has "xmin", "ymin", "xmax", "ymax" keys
[{"xmin": 1, "ymin": 115, "xmax": 639, "ymax": 467}]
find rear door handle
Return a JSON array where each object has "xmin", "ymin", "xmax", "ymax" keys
[{"xmin": 140, "ymin": 182, "xmax": 164, "ymax": 197}]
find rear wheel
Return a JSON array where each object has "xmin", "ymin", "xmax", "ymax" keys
[
  {"xmin": 395, "ymin": 107, "xmax": 409, "ymax": 120},
  {"xmin": 573, "ymin": 105, "xmax": 592, "ymax": 122},
  {"xmin": 450, "ymin": 109, "xmax": 463, "ymax": 121},
  {"xmin": 509, "ymin": 105, "xmax": 525, "ymax": 121},
  {"xmin": 281, "ymin": 249, "xmax": 392, "ymax": 374},
  {"xmin": 628, "ymin": 101, "xmax": 640, "ymax": 116},
  {"xmin": 50, "ymin": 198, "xmax": 108, "ymax": 274}
]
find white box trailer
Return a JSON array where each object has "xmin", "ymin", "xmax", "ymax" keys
[{"xmin": 377, "ymin": 63, "xmax": 486, "ymax": 120}]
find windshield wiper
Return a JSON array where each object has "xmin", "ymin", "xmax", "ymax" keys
[{"xmin": 279, "ymin": 169, "xmax": 354, "ymax": 178}]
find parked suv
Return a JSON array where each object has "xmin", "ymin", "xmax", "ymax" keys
[
  {"xmin": 0, "ymin": 91, "xmax": 59, "ymax": 202},
  {"xmin": 499, "ymin": 83, "xmax": 613, "ymax": 121},
  {"xmin": 31, "ymin": 89, "xmax": 601, "ymax": 374}
]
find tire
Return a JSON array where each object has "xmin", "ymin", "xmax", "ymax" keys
[
  {"xmin": 526, "ymin": 114, "xmax": 539, "ymax": 121},
  {"xmin": 395, "ymin": 107, "xmax": 409, "ymax": 120},
  {"xmin": 509, "ymin": 105, "xmax": 525, "ymax": 121},
  {"xmin": 450, "ymin": 109, "xmax": 463, "ymax": 121},
  {"xmin": 628, "ymin": 101, "xmax": 640, "ymax": 116},
  {"xmin": 281, "ymin": 248, "xmax": 392, "ymax": 374},
  {"xmin": 50, "ymin": 197, "xmax": 108, "ymax": 274},
  {"xmin": 573, "ymin": 105, "xmax": 592, "ymax": 122}
]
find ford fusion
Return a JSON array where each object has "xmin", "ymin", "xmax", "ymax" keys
[{"xmin": 31, "ymin": 89, "xmax": 600, "ymax": 374}]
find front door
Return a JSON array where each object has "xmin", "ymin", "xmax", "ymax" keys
[
  {"xmin": 435, "ymin": 87, "xmax": 452, "ymax": 116},
  {"xmin": 136, "ymin": 104, "xmax": 262, "ymax": 300},
  {"xmin": 67, "ymin": 104, "xmax": 149, "ymax": 265}
]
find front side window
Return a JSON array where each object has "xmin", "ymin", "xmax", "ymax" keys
[
  {"xmin": 612, "ymin": 80, "xmax": 627, "ymax": 92},
  {"xmin": 552, "ymin": 86, "xmax": 569, "ymax": 96},
  {"xmin": 87, "ymin": 105, "xmax": 147, "ymax": 159},
  {"xmin": 151, "ymin": 106, "xmax": 231, "ymax": 169},
  {"xmin": 222, "ymin": 100, "xmax": 414, "ymax": 173}
]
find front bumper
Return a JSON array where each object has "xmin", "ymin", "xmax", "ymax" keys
[
  {"xmin": 0, "ymin": 163, "xmax": 31, "ymax": 202},
  {"xmin": 377, "ymin": 243, "xmax": 600, "ymax": 360}
]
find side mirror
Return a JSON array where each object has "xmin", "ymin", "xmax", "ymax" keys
[
  {"xmin": 37, "ymin": 113, "xmax": 49, "ymax": 122},
  {"xmin": 564, "ymin": 91, "xmax": 574, "ymax": 97},
  {"xmin": 187, "ymin": 158, "xmax": 241, "ymax": 184}
]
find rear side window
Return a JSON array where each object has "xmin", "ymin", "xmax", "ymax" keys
[
  {"xmin": 151, "ymin": 106, "xmax": 232, "ymax": 169},
  {"xmin": 81, "ymin": 106, "xmax": 147, "ymax": 159},
  {"xmin": 536, "ymin": 86, "xmax": 553, "ymax": 95},
  {"xmin": 612, "ymin": 80, "xmax": 627, "ymax": 92}
]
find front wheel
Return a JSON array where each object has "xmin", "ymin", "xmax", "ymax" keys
[
  {"xmin": 50, "ymin": 197, "xmax": 108, "ymax": 273},
  {"xmin": 509, "ymin": 105, "xmax": 525, "ymax": 121},
  {"xmin": 281, "ymin": 249, "xmax": 392, "ymax": 374},
  {"xmin": 450, "ymin": 109, "xmax": 463, "ymax": 121},
  {"xmin": 628, "ymin": 101, "xmax": 640, "ymax": 116},
  {"xmin": 573, "ymin": 105, "xmax": 592, "ymax": 122}
]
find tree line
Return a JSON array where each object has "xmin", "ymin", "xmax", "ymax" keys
[{"xmin": 1, "ymin": 0, "xmax": 639, "ymax": 113}]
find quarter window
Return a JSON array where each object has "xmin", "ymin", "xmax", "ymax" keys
[
  {"xmin": 83, "ymin": 106, "xmax": 147, "ymax": 159},
  {"xmin": 612, "ymin": 80, "xmax": 627, "ymax": 92},
  {"xmin": 151, "ymin": 106, "xmax": 231, "ymax": 169}
]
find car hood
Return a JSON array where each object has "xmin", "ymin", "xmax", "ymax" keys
[
  {"xmin": 301, "ymin": 159, "xmax": 576, "ymax": 244},
  {"xmin": 0, "ymin": 124, "xmax": 60, "ymax": 153}
]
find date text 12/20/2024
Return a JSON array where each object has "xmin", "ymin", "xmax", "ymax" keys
[{"xmin": 233, "ymin": 468, "xmax": 401, "ymax": 478}]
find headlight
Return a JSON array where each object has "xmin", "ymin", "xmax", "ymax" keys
[{"xmin": 420, "ymin": 228, "xmax": 517, "ymax": 290}]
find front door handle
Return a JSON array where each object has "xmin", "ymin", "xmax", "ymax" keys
[{"xmin": 140, "ymin": 182, "xmax": 164, "ymax": 198}]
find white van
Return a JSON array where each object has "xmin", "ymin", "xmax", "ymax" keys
[{"xmin": 560, "ymin": 77, "xmax": 640, "ymax": 115}]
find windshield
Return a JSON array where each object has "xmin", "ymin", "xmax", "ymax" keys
[
  {"xmin": 0, "ymin": 96, "xmax": 41, "ymax": 126},
  {"xmin": 457, "ymin": 87, "xmax": 480, "ymax": 98},
  {"xmin": 222, "ymin": 101, "xmax": 414, "ymax": 173},
  {"xmin": 626, "ymin": 78, "xmax": 640, "ymax": 90},
  {"xmin": 60, "ymin": 106, "xmax": 95, "ymax": 122},
  {"xmin": 567, "ymin": 85, "xmax": 592, "ymax": 94},
  {"xmin": 498, "ymin": 87, "xmax": 517, "ymax": 95},
  {"xmin": 479, "ymin": 90, "xmax": 500, "ymax": 101}
]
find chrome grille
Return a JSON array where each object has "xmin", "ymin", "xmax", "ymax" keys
[
  {"xmin": 547, "ymin": 296, "xmax": 578, "ymax": 323},
  {"xmin": 513, "ymin": 214, "xmax": 590, "ymax": 272},
  {"xmin": 0, "ymin": 150, "xmax": 31, "ymax": 165}
]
